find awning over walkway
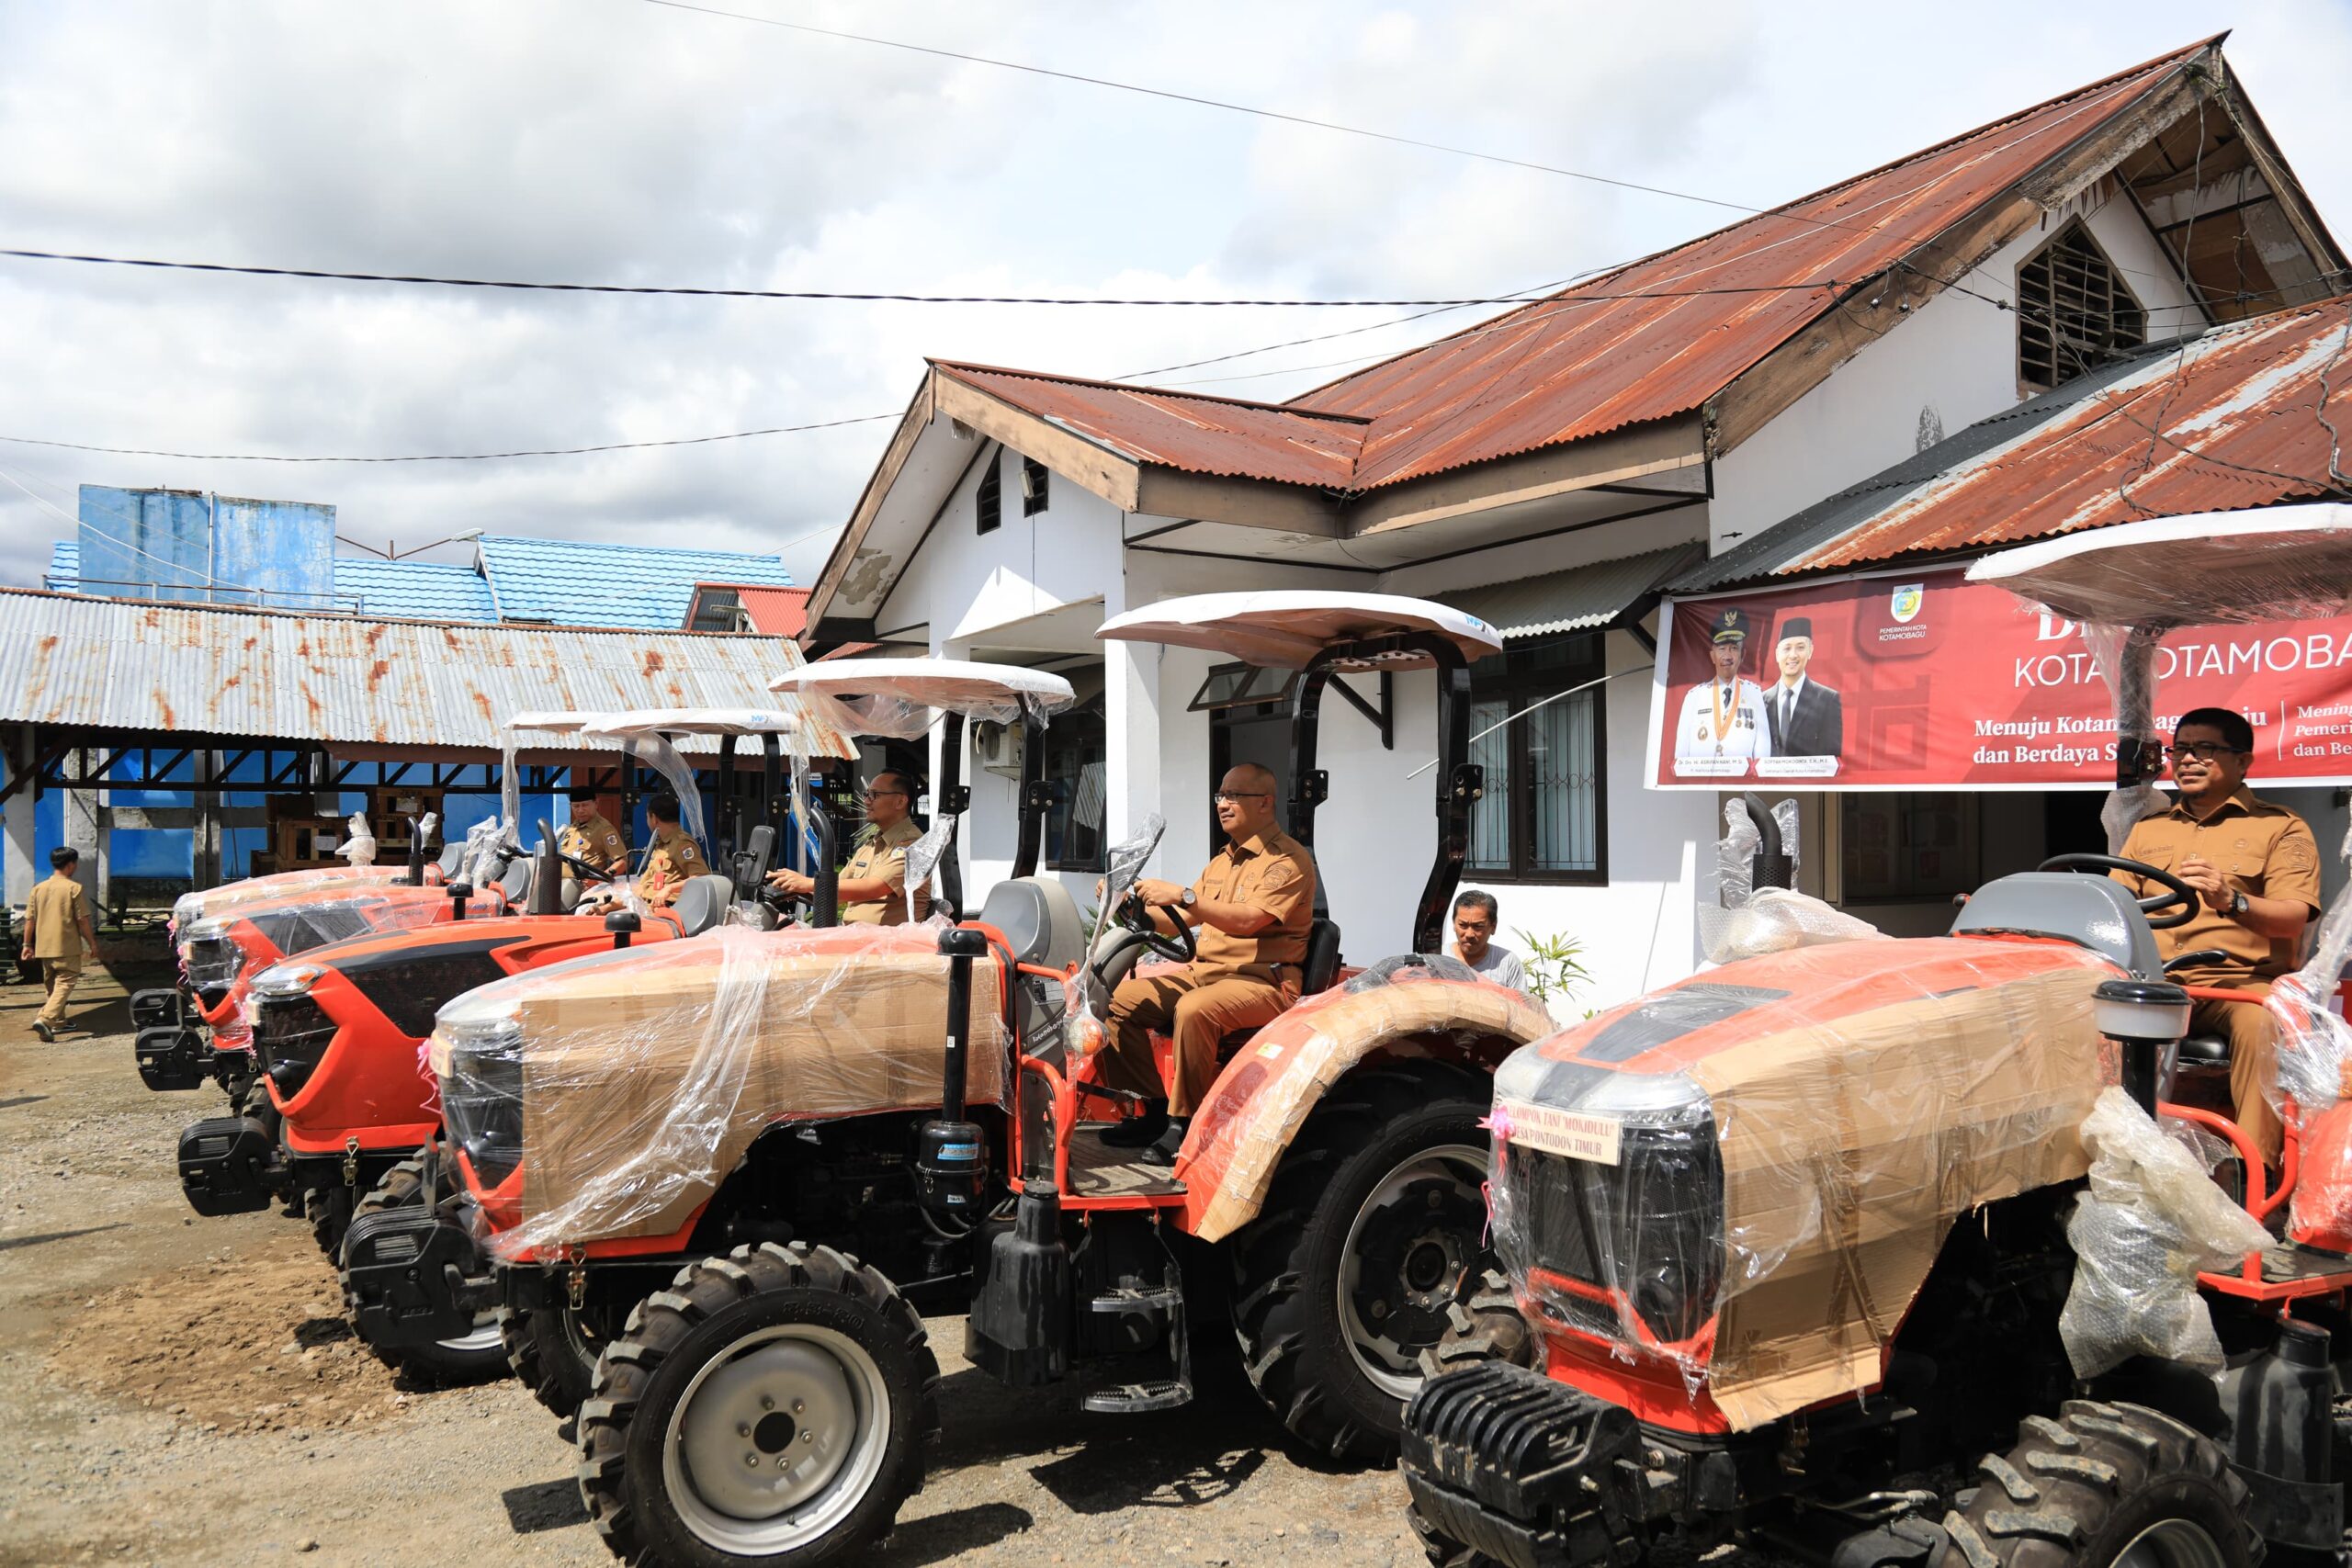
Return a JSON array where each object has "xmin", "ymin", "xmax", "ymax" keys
[{"xmin": 1437, "ymin": 543, "xmax": 1701, "ymax": 643}]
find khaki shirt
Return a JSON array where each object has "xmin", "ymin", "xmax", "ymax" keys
[
  {"xmin": 28, "ymin": 873, "xmax": 89, "ymax": 965},
  {"xmin": 2114, "ymin": 787, "xmax": 2322, "ymax": 987},
  {"xmin": 636, "ymin": 825, "xmax": 709, "ymax": 907},
  {"xmin": 1190, "ymin": 828, "xmax": 1317, "ymax": 976},
  {"xmin": 839, "ymin": 817, "xmax": 930, "ymax": 927},
  {"xmin": 559, "ymin": 813, "xmax": 628, "ymax": 874}
]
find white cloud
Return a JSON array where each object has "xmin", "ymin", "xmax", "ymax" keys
[{"xmin": 0, "ymin": 0, "xmax": 2345, "ymax": 594}]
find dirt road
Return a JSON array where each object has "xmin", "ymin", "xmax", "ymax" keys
[{"xmin": 0, "ymin": 964, "xmax": 1428, "ymax": 1568}]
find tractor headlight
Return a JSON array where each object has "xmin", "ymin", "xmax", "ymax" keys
[
  {"xmin": 252, "ymin": 962, "xmax": 325, "ymax": 1000},
  {"xmin": 435, "ymin": 999, "xmax": 526, "ymax": 1189},
  {"xmin": 179, "ymin": 919, "xmax": 245, "ymax": 1000}
]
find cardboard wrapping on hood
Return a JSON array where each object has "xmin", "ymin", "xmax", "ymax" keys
[
  {"xmin": 1175, "ymin": 967, "xmax": 1552, "ymax": 1243},
  {"xmin": 457, "ymin": 923, "xmax": 1007, "ymax": 1253},
  {"xmin": 1489, "ymin": 937, "xmax": 2114, "ymax": 1431}
]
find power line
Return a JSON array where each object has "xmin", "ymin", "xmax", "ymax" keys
[{"xmin": 0, "ymin": 412, "xmax": 899, "ymax": 464}]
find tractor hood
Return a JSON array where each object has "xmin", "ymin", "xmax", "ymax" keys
[
  {"xmin": 430, "ymin": 922, "xmax": 1009, "ymax": 1256},
  {"xmin": 173, "ymin": 864, "xmax": 415, "ymax": 931},
  {"xmin": 1487, "ymin": 934, "xmax": 2116, "ymax": 1429}
]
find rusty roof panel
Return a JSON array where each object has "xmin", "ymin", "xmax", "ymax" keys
[
  {"xmin": 938, "ymin": 362, "xmax": 1367, "ymax": 489},
  {"xmin": 1289, "ymin": 41, "xmax": 2212, "ymax": 491},
  {"xmin": 0, "ymin": 592, "xmax": 858, "ymax": 759},
  {"xmin": 1675, "ymin": 296, "xmax": 2352, "ymax": 590}
]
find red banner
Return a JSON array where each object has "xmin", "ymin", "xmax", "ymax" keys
[{"xmin": 1651, "ymin": 568, "xmax": 2352, "ymax": 789}]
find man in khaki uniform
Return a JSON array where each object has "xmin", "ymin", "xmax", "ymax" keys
[
  {"xmin": 633, "ymin": 793, "xmax": 708, "ymax": 908},
  {"xmin": 557, "ymin": 787, "xmax": 628, "ymax": 880},
  {"xmin": 766, "ymin": 772, "xmax": 931, "ymax": 925},
  {"xmin": 2111, "ymin": 707, "xmax": 2320, "ymax": 1168},
  {"xmin": 1096, "ymin": 762, "xmax": 1316, "ymax": 1161},
  {"xmin": 22, "ymin": 846, "xmax": 97, "ymax": 1042}
]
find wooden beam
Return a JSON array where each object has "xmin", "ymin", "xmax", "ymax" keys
[
  {"xmin": 801, "ymin": 370, "xmax": 939, "ymax": 631},
  {"xmin": 929, "ymin": 374, "xmax": 1142, "ymax": 512},
  {"xmin": 1133, "ymin": 468, "xmax": 1340, "ymax": 536},
  {"xmin": 1343, "ymin": 417, "xmax": 1708, "ymax": 538}
]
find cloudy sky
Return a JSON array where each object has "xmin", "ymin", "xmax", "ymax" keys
[{"xmin": 3, "ymin": 1, "xmax": 2346, "ymax": 593}]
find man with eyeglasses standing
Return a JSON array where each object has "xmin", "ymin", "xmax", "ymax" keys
[
  {"xmin": 2110, "ymin": 706, "xmax": 2321, "ymax": 1171},
  {"xmin": 766, "ymin": 770, "xmax": 930, "ymax": 925},
  {"xmin": 1095, "ymin": 762, "xmax": 1317, "ymax": 1163}
]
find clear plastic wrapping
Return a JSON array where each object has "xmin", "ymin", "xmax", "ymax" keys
[
  {"xmin": 768, "ymin": 659, "xmax": 1077, "ymax": 742},
  {"xmin": 337, "ymin": 809, "xmax": 378, "ymax": 867},
  {"xmin": 1700, "ymin": 798, "xmax": 1883, "ymax": 963},
  {"xmin": 1965, "ymin": 507, "xmax": 2352, "ymax": 633},
  {"xmin": 171, "ymin": 864, "xmax": 413, "ymax": 932},
  {"xmin": 1486, "ymin": 933, "xmax": 2117, "ymax": 1428},
  {"xmin": 2059, "ymin": 1088, "xmax": 2270, "ymax": 1378},
  {"xmin": 2083, "ymin": 624, "xmax": 2165, "ymax": 852},
  {"xmin": 429, "ymin": 923, "xmax": 1010, "ymax": 1255}
]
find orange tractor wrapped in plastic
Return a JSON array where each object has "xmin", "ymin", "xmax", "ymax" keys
[
  {"xmin": 345, "ymin": 598, "xmax": 1559, "ymax": 1566},
  {"xmin": 1401, "ymin": 507, "xmax": 2352, "ymax": 1568}
]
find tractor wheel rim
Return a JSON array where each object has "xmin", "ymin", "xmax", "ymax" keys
[
  {"xmin": 2113, "ymin": 1518, "xmax": 2228, "ymax": 1568},
  {"xmin": 662, "ymin": 1322, "xmax": 890, "ymax": 1554},
  {"xmin": 1339, "ymin": 1141, "xmax": 1488, "ymax": 1400}
]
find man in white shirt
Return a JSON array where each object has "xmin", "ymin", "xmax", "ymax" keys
[
  {"xmin": 1673, "ymin": 606, "xmax": 1773, "ymax": 769},
  {"xmin": 1451, "ymin": 890, "xmax": 1530, "ymax": 995}
]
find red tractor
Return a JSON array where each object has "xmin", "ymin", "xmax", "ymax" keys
[
  {"xmin": 1400, "ymin": 509, "xmax": 2352, "ymax": 1568},
  {"xmin": 345, "ymin": 596, "xmax": 1559, "ymax": 1565}
]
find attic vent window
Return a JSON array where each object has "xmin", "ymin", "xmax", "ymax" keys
[
  {"xmin": 977, "ymin": 454, "xmax": 1001, "ymax": 535},
  {"xmin": 1022, "ymin": 457, "xmax": 1049, "ymax": 515},
  {"xmin": 689, "ymin": 587, "xmax": 745, "ymax": 633},
  {"xmin": 2017, "ymin": 222, "xmax": 2146, "ymax": 392}
]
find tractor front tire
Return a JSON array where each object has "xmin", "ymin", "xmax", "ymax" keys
[
  {"xmin": 349, "ymin": 1152, "xmax": 507, "ymax": 1387},
  {"xmin": 1945, "ymin": 1400, "xmax": 2257, "ymax": 1568},
  {"xmin": 1230, "ymin": 1063, "xmax": 1492, "ymax": 1464},
  {"xmin": 579, "ymin": 1243, "xmax": 936, "ymax": 1567},
  {"xmin": 504, "ymin": 1304, "xmax": 616, "ymax": 1420}
]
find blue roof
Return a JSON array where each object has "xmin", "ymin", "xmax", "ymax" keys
[
  {"xmin": 46, "ymin": 539, "xmax": 78, "ymax": 590},
  {"xmin": 331, "ymin": 557, "xmax": 500, "ymax": 621},
  {"xmin": 473, "ymin": 535, "xmax": 794, "ymax": 628}
]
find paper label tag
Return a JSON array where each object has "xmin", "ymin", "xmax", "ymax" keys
[{"xmin": 1498, "ymin": 1099, "xmax": 1623, "ymax": 1166}]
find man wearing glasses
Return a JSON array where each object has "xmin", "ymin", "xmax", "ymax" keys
[
  {"xmin": 1095, "ymin": 762, "xmax": 1317, "ymax": 1162},
  {"xmin": 2111, "ymin": 707, "xmax": 2321, "ymax": 1170},
  {"xmin": 766, "ymin": 770, "xmax": 931, "ymax": 925}
]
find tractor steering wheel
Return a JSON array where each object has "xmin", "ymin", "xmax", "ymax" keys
[
  {"xmin": 2036, "ymin": 852, "xmax": 2201, "ymax": 931},
  {"xmin": 553, "ymin": 852, "xmax": 616, "ymax": 886},
  {"xmin": 1119, "ymin": 894, "xmax": 1197, "ymax": 965}
]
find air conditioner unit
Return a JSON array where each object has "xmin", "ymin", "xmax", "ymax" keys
[{"xmin": 974, "ymin": 719, "xmax": 1024, "ymax": 778}]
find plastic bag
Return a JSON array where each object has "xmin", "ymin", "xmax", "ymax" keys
[
  {"xmin": 2059, "ymin": 1088, "xmax": 2270, "ymax": 1379},
  {"xmin": 1700, "ymin": 798, "xmax": 1883, "ymax": 963},
  {"xmin": 337, "ymin": 809, "xmax": 378, "ymax": 867}
]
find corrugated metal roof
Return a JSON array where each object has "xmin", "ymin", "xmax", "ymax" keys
[
  {"xmin": 45, "ymin": 540, "xmax": 77, "ymax": 591},
  {"xmin": 1673, "ymin": 296, "xmax": 2352, "ymax": 592},
  {"xmin": 1437, "ymin": 542, "xmax": 1705, "ymax": 639},
  {"xmin": 1290, "ymin": 41, "xmax": 2212, "ymax": 490},
  {"xmin": 937, "ymin": 363, "xmax": 1368, "ymax": 488},
  {"xmin": 0, "ymin": 589, "xmax": 856, "ymax": 758},
  {"xmin": 331, "ymin": 557, "xmax": 500, "ymax": 621},
  {"xmin": 475, "ymin": 535, "xmax": 795, "ymax": 628}
]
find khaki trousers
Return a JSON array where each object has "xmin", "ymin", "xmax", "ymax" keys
[
  {"xmin": 1101, "ymin": 966, "xmax": 1292, "ymax": 1117},
  {"xmin": 2189, "ymin": 994, "xmax": 2283, "ymax": 1168},
  {"xmin": 36, "ymin": 960, "xmax": 83, "ymax": 1028}
]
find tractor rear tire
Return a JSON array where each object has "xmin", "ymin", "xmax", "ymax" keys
[
  {"xmin": 349, "ymin": 1152, "xmax": 507, "ymax": 1387},
  {"xmin": 503, "ymin": 1304, "xmax": 616, "ymax": 1420},
  {"xmin": 306, "ymin": 1186, "xmax": 343, "ymax": 1262},
  {"xmin": 1230, "ymin": 1063, "xmax": 1492, "ymax": 1464},
  {"xmin": 1945, "ymin": 1400, "xmax": 2257, "ymax": 1568},
  {"xmin": 578, "ymin": 1242, "xmax": 936, "ymax": 1567}
]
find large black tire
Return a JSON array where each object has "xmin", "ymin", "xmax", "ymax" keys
[
  {"xmin": 1230, "ymin": 1063, "xmax": 1493, "ymax": 1464},
  {"xmin": 305, "ymin": 1186, "xmax": 344, "ymax": 1261},
  {"xmin": 349, "ymin": 1151, "xmax": 508, "ymax": 1387},
  {"xmin": 503, "ymin": 1303, "xmax": 617, "ymax": 1420},
  {"xmin": 1945, "ymin": 1400, "xmax": 2258, "ymax": 1568},
  {"xmin": 579, "ymin": 1243, "xmax": 937, "ymax": 1567}
]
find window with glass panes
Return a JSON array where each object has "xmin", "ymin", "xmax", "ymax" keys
[
  {"xmin": 1465, "ymin": 633, "xmax": 1606, "ymax": 883},
  {"xmin": 1043, "ymin": 693, "xmax": 1107, "ymax": 873}
]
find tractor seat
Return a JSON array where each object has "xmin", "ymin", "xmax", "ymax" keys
[
  {"xmin": 436, "ymin": 842, "xmax": 467, "ymax": 878},
  {"xmin": 497, "ymin": 854, "xmax": 534, "ymax": 905},
  {"xmin": 977, "ymin": 877, "xmax": 1085, "ymax": 971},
  {"xmin": 1214, "ymin": 918, "xmax": 1342, "ymax": 1061},
  {"xmin": 672, "ymin": 874, "xmax": 735, "ymax": 937},
  {"xmin": 2175, "ymin": 1034, "xmax": 2232, "ymax": 1066}
]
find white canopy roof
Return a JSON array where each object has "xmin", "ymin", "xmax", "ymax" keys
[
  {"xmin": 1096, "ymin": 591, "xmax": 1502, "ymax": 670},
  {"xmin": 506, "ymin": 709, "xmax": 603, "ymax": 734},
  {"xmin": 1967, "ymin": 505, "xmax": 2352, "ymax": 629},
  {"xmin": 768, "ymin": 658, "xmax": 1077, "ymax": 717},
  {"xmin": 582, "ymin": 706, "xmax": 808, "ymax": 739}
]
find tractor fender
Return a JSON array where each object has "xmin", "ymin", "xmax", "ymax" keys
[{"xmin": 1176, "ymin": 970, "xmax": 1555, "ymax": 1243}]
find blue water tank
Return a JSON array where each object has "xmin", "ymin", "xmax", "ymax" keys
[{"xmin": 77, "ymin": 486, "xmax": 335, "ymax": 609}]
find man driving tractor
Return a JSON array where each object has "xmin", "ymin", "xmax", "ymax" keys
[
  {"xmin": 763, "ymin": 768, "xmax": 932, "ymax": 924},
  {"xmin": 2110, "ymin": 705, "xmax": 2321, "ymax": 1168},
  {"xmin": 1095, "ymin": 761, "xmax": 1316, "ymax": 1161},
  {"xmin": 555, "ymin": 787, "xmax": 628, "ymax": 878}
]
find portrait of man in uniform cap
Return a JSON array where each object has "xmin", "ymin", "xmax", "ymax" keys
[
  {"xmin": 1673, "ymin": 605, "xmax": 1773, "ymax": 768},
  {"xmin": 1765, "ymin": 615, "xmax": 1843, "ymax": 759}
]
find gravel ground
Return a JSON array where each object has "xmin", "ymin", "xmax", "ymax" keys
[{"xmin": 0, "ymin": 960, "xmax": 1434, "ymax": 1568}]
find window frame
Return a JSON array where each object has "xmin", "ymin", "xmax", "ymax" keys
[
  {"xmin": 2016, "ymin": 220, "xmax": 2147, "ymax": 393},
  {"xmin": 1022, "ymin": 457, "xmax": 1049, "ymax": 516},
  {"xmin": 976, "ymin": 452, "xmax": 1001, "ymax": 535},
  {"xmin": 1464, "ymin": 633, "xmax": 1610, "ymax": 886},
  {"xmin": 1041, "ymin": 691, "xmax": 1107, "ymax": 874}
]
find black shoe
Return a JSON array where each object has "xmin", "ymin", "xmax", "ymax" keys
[
  {"xmin": 1099, "ymin": 1105, "xmax": 1170, "ymax": 1148},
  {"xmin": 1138, "ymin": 1119, "xmax": 1189, "ymax": 1166},
  {"xmin": 32, "ymin": 1020, "xmax": 54, "ymax": 1043}
]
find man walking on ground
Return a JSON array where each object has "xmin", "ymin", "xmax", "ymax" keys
[
  {"xmin": 1450, "ymin": 889, "xmax": 1531, "ymax": 995},
  {"xmin": 2110, "ymin": 706, "xmax": 2320, "ymax": 1173},
  {"xmin": 22, "ymin": 846, "xmax": 97, "ymax": 1042},
  {"xmin": 1093, "ymin": 762, "xmax": 1317, "ymax": 1163}
]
